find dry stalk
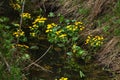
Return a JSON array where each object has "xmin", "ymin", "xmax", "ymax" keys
[
  {"xmin": 88, "ymin": 0, "xmax": 108, "ymax": 21},
  {"xmin": 17, "ymin": 0, "xmax": 25, "ymax": 44}
]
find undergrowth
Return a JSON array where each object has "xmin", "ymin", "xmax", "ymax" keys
[{"xmin": 1, "ymin": 0, "xmax": 120, "ymax": 80}]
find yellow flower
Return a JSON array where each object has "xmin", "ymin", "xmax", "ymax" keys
[
  {"xmin": 59, "ymin": 77, "xmax": 68, "ymax": 80},
  {"xmin": 56, "ymin": 30, "xmax": 62, "ymax": 35},
  {"xmin": 100, "ymin": 36, "xmax": 104, "ymax": 40},
  {"xmin": 47, "ymin": 24, "xmax": 53, "ymax": 29},
  {"xmin": 46, "ymin": 23, "xmax": 57, "ymax": 33},
  {"xmin": 87, "ymin": 35, "xmax": 91, "ymax": 39},
  {"xmin": 80, "ymin": 28, "xmax": 83, "ymax": 31},
  {"xmin": 33, "ymin": 16, "xmax": 47, "ymax": 24},
  {"xmin": 75, "ymin": 21, "xmax": 83, "ymax": 25},
  {"xmin": 51, "ymin": 23, "xmax": 57, "ymax": 26},
  {"xmin": 15, "ymin": 3, "xmax": 21, "ymax": 9},
  {"xmin": 45, "ymin": 30, "xmax": 49, "ymax": 33},
  {"xmin": 13, "ymin": 29, "xmax": 24, "ymax": 37},
  {"xmin": 66, "ymin": 25, "xmax": 71, "ymax": 29},
  {"xmin": 33, "ymin": 24, "xmax": 39, "ymax": 28},
  {"xmin": 79, "ymin": 26, "xmax": 85, "ymax": 31},
  {"xmin": 30, "ymin": 32, "xmax": 36, "ymax": 37},
  {"xmin": 85, "ymin": 39, "xmax": 90, "ymax": 44},
  {"xmin": 10, "ymin": 3, "xmax": 21, "ymax": 10},
  {"xmin": 21, "ymin": 13, "xmax": 31, "ymax": 19},
  {"xmin": 66, "ymin": 25, "xmax": 73, "ymax": 31},
  {"xmin": 45, "ymin": 29, "xmax": 52, "ymax": 33},
  {"xmin": 59, "ymin": 34, "xmax": 67, "ymax": 38},
  {"xmin": 75, "ymin": 26, "xmax": 78, "ymax": 29}
]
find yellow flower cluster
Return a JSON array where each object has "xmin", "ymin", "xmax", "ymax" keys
[
  {"xmin": 85, "ymin": 35, "xmax": 104, "ymax": 47},
  {"xmin": 10, "ymin": 3, "xmax": 21, "ymax": 10},
  {"xmin": 32, "ymin": 16, "xmax": 47, "ymax": 24},
  {"xmin": 14, "ymin": 44, "xmax": 29, "ymax": 48},
  {"xmin": 21, "ymin": 13, "xmax": 31, "ymax": 19},
  {"xmin": 66, "ymin": 25, "xmax": 75, "ymax": 31},
  {"xmin": 29, "ymin": 25, "xmax": 39, "ymax": 31},
  {"xmin": 13, "ymin": 29, "xmax": 24, "ymax": 37},
  {"xmin": 46, "ymin": 23, "xmax": 57, "ymax": 33},
  {"xmin": 55, "ymin": 29, "xmax": 67, "ymax": 38},
  {"xmin": 29, "ymin": 16, "xmax": 47, "ymax": 37},
  {"xmin": 75, "ymin": 21, "xmax": 85, "ymax": 31},
  {"xmin": 66, "ymin": 21, "xmax": 84, "ymax": 32}
]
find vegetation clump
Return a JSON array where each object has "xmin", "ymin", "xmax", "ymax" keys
[{"xmin": 0, "ymin": 0, "xmax": 120, "ymax": 80}]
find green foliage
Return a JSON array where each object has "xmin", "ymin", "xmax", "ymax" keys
[{"xmin": 0, "ymin": 17, "xmax": 9, "ymax": 23}]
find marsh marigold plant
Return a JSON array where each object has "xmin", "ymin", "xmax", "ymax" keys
[
  {"xmin": 13, "ymin": 29, "xmax": 25, "ymax": 38},
  {"xmin": 29, "ymin": 16, "xmax": 47, "ymax": 37},
  {"xmin": 85, "ymin": 35, "xmax": 104, "ymax": 47}
]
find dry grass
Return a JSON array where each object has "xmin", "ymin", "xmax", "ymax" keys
[{"xmin": 98, "ymin": 37, "xmax": 120, "ymax": 72}]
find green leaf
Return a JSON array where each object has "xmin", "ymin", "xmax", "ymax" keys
[
  {"xmin": 59, "ymin": 15, "xmax": 64, "ymax": 23},
  {"xmin": 48, "ymin": 12, "xmax": 55, "ymax": 17},
  {"xmin": 65, "ymin": 19, "xmax": 70, "ymax": 24},
  {"xmin": 30, "ymin": 46, "xmax": 39, "ymax": 49},
  {"xmin": 57, "ymin": 13, "xmax": 61, "ymax": 17},
  {"xmin": 71, "ymin": 19, "xmax": 76, "ymax": 22},
  {"xmin": 22, "ymin": 54, "xmax": 30, "ymax": 60},
  {"xmin": 79, "ymin": 71, "xmax": 85, "ymax": 78},
  {"xmin": 57, "ymin": 43, "xmax": 64, "ymax": 47},
  {"xmin": 66, "ymin": 52, "xmax": 72, "ymax": 56},
  {"xmin": 22, "ymin": 37, "xmax": 27, "ymax": 42},
  {"xmin": 72, "ymin": 37, "xmax": 78, "ymax": 41},
  {"xmin": 77, "ymin": 50, "xmax": 84, "ymax": 56}
]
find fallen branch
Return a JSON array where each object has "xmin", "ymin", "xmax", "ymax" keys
[{"xmin": 24, "ymin": 45, "xmax": 52, "ymax": 70}]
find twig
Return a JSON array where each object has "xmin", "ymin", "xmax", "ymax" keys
[
  {"xmin": 33, "ymin": 63, "xmax": 53, "ymax": 73},
  {"xmin": 24, "ymin": 45, "xmax": 52, "ymax": 70}
]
